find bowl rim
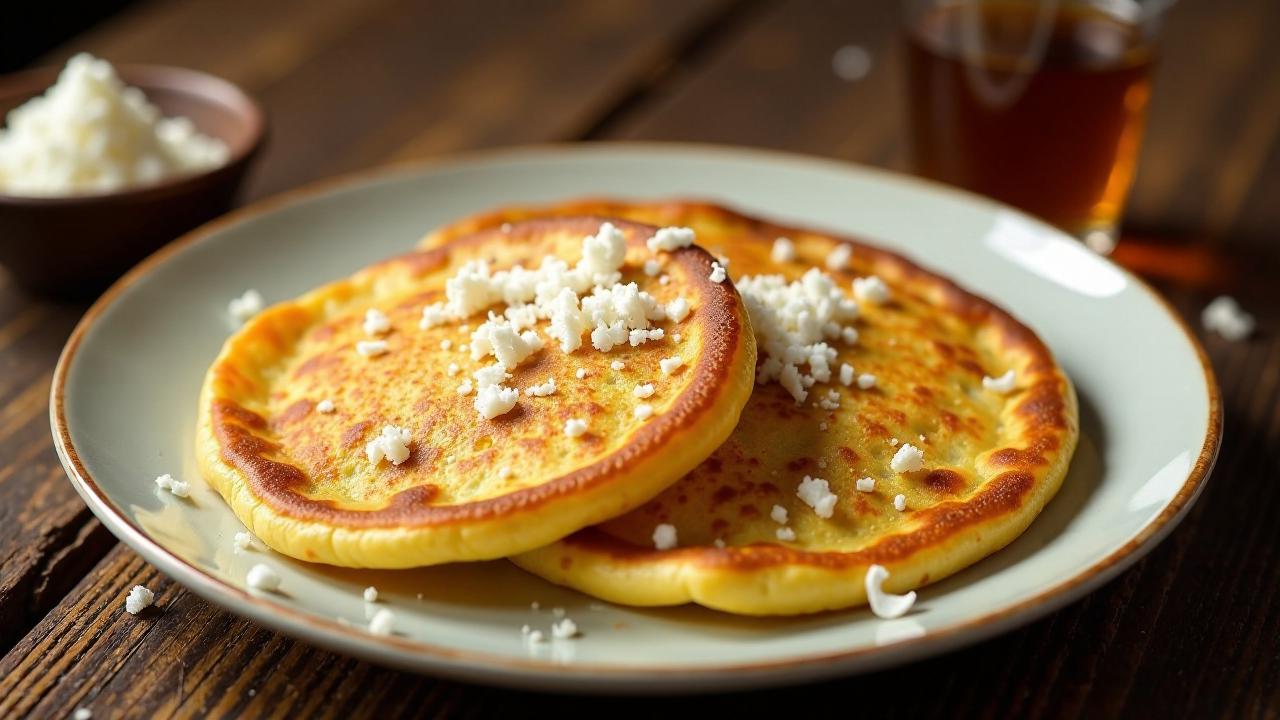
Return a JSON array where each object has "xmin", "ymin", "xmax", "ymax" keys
[{"xmin": 0, "ymin": 62, "xmax": 267, "ymax": 206}]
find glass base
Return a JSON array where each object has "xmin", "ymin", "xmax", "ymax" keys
[{"xmin": 1080, "ymin": 226, "xmax": 1119, "ymax": 255}]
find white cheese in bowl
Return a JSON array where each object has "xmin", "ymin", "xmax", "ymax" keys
[{"xmin": 0, "ymin": 53, "xmax": 229, "ymax": 196}]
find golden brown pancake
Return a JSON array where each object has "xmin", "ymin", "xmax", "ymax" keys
[
  {"xmin": 423, "ymin": 200, "xmax": 1078, "ymax": 615},
  {"xmin": 197, "ymin": 216, "xmax": 757, "ymax": 567}
]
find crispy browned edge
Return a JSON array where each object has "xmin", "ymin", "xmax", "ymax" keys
[
  {"xmin": 49, "ymin": 143, "xmax": 1221, "ymax": 678},
  {"xmin": 436, "ymin": 198, "xmax": 1078, "ymax": 571},
  {"xmin": 208, "ymin": 215, "xmax": 752, "ymax": 528}
]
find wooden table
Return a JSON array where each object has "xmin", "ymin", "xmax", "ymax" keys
[{"xmin": 2, "ymin": 1, "xmax": 1276, "ymax": 716}]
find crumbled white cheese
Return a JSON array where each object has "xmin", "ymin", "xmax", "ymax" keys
[
  {"xmin": 643, "ymin": 258, "xmax": 661, "ymax": 276},
  {"xmin": 498, "ymin": 466, "xmax": 512, "ymax": 480},
  {"xmin": 504, "ymin": 303, "xmax": 538, "ymax": 330},
  {"xmin": 776, "ymin": 527, "xmax": 796, "ymax": 542},
  {"xmin": 666, "ymin": 297, "xmax": 691, "ymax": 323},
  {"xmin": 73, "ymin": 708, "xmax": 92, "ymax": 720},
  {"xmin": 419, "ymin": 303, "xmax": 447, "ymax": 329},
  {"xmin": 890, "ymin": 443, "xmax": 924, "ymax": 473},
  {"xmin": 841, "ymin": 326, "xmax": 859, "ymax": 344},
  {"xmin": 817, "ymin": 389, "xmax": 841, "ymax": 410},
  {"xmin": 552, "ymin": 607, "xmax": 566, "ymax": 618},
  {"xmin": 228, "ymin": 290, "xmax": 264, "ymax": 324},
  {"xmin": 246, "ymin": 564, "xmax": 281, "ymax": 592},
  {"xmin": 817, "ymin": 459, "xmax": 828, "ymax": 469},
  {"xmin": 825, "ymin": 243, "xmax": 853, "ymax": 271},
  {"xmin": 356, "ymin": 340, "xmax": 389, "ymax": 357},
  {"xmin": 446, "ymin": 363, "xmax": 460, "ymax": 376},
  {"xmin": 708, "ymin": 262, "xmax": 727, "ymax": 283},
  {"xmin": 124, "ymin": 585, "xmax": 154, "ymax": 614},
  {"xmin": 647, "ymin": 226, "xmax": 695, "ymax": 253},
  {"xmin": 233, "ymin": 531, "xmax": 253, "ymax": 551},
  {"xmin": 1202, "ymin": 295, "xmax": 1255, "ymax": 341},
  {"xmin": 363, "ymin": 586, "xmax": 379, "ymax": 603},
  {"xmin": 575, "ymin": 368, "xmax": 588, "ymax": 379},
  {"xmin": 475, "ymin": 384, "xmax": 519, "ymax": 419},
  {"xmin": 564, "ymin": 418, "xmax": 588, "ymax": 437},
  {"xmin": 525, "ymin": 629, "xmax": 545, "ymax": 644},
  {"xmin": 154, "ymin": 473, "xmax": 190, "ymax": 498},
  {"xmin": 659, "ymin": 274, "xmax": 671, "ymax": 285},
  {"xmin": 368, "ymin": 608, "xmax": 396, "ymax": 636},
  {"xmin": 797, "ymin": 475, "xmax": 838, "ymax": 518},
  {"xmin": 659, "ymin": 356, "xmax": 684, "ymax": 375},
  {"xmin": 316, "ymin": 398, "xmax": 336, "ymax": 414},
  {"xmin": 853, "ymin": 275, "xmax": 890, "ymax": 304},
  {"xmin": 856, "ymin": 477, "xmax": 876, "ymax": 493},
  {"xmin": 363, "ymin": 308, "xmax": 391, "ymax": 336},
  {"xmin": 865, "ymin": 564, "xmax": 916, "ymax": 619},
  {"xmin": 672, "ymin": 333, "xmax": 682, "ymax": 343},
  {"xmin": 652, "ymin": 523, "xmax": 677, "ymax": 550},
  {"xmin": 771, "ymin": 237, "xmax": 796, "ymax": 263},
  {"xmin": 440, "ymin": 339, "xmax": 453, "ymax": 351},
  {"xmin": 365, "ymin": 425, "xmax": 412, "ymax": 465},
  {"xmin": 857, "ymin": 373, "xmax": 877, "ymax": 389},
  {"xmin": 471, "ymin": 315, "xmax": 543, "ymax": 369},
  {"xmin": 582, "ymin": 222, "xmax": 629, "ymax": 278},
  {"xmin": 634, "ymin": 404, "xmax": 654, "ymax": 421},
  {"xmin": 737, "ymin": 269, "xmax": 859, "ymax": 403},
  {"xmin": 590, "ymin": 321, "xmax": 626, "ymax": 352},
  {"xmin": 889, "ymin": 438, "xmax": 899, "ymax": 446},
  {"xmin": 839, "ymin": 363, "xmax": 855, "ymax": 386},
  {"xmin": 457, "ymin": 380, "xmax": 473, "ymax": 395},
  {"xmin": 633, "ymin": 383, "xmax": 655, "ymax": 399},
  {"xmin": 770, "ymin": 504, "xmax": 789, "ymax": 524},
  {"xmin": 473, "ymin": 363, "xmax": 512, "ymax": 388},
  {"xmin": 982, "ymin": 369, "xmax": 1017, "ymax": 394},
  {"xmin": 628, "ymin": 327, "xmax": 665, "ymax": 346},
  {"xmin": 524, "ymin": 378, "xmax": 557, "ymax": 397},
  {"xmin": 551, "ymin": 617, "xmax": 579, "ymax": 640},
  {"xmin": 611, "ymin": 360, "xmax": 625, "ymax": 370},
  {"xmin": 0, "ymin": 53, "xmax": 229, "ymax": 196},
  {"xmin": 893, "ymin": 494, "xmax": 907, "ymax": 511}
]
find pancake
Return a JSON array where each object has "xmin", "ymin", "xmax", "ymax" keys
[
  {"xmin": 196, "ymin": 216, "xmax": 757, "ymax": 567},
  {"xmin": 423, "ymin": 200, "xmax": 1078, "ymax": 615}
]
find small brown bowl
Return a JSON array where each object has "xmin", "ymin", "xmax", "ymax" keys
[{"xmin": 0, "ymin": 64, "xmax": 266, "ymax": 298}]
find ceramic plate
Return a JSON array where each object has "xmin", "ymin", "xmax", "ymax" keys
[{"xmin": 52, "ymin": 144, "xmax": 1220, "ymax": 693}]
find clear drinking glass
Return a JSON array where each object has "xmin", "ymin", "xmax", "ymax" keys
[{"xmin": 904, "ymin": 0, "xmax": 1172, "ymax": 253}]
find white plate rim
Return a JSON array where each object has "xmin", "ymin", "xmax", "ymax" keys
[{"xmin": 49, "ymin": 142, "xmax": 1222, "ymax": 692}]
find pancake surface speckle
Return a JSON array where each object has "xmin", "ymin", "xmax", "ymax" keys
[
  {"xmin": 197, "ymin": 217, "xmax": 757, "ymax": 567},
  {"xmin": 423, "ymin": 200, "xmax": 1079, "ymax": 616}
]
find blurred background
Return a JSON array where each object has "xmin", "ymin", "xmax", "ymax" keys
[{"xmin": 6, "ymin": 0, "xmax": 1277, "ymax": 268}]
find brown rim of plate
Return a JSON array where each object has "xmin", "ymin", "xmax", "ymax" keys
[
  {"xmin": 207, "ymin": 215, "xmax": 749, "ymax": 528},
  {"xmin": 48, "ymin": 142, "xmax": 1222, "ymax": 682}
]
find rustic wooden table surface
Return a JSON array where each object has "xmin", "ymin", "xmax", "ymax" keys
[{"xmin": 1, "ymin": 1, "xmax": 1276, "ymax": 717}]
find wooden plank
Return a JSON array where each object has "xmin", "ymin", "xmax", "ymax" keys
[
  {"xmin": 0, "ymin": 287, "xmax": 114, "ymax": 654},
  {"xmin": 0, "ymin": 0, "xmax": 738, "ymax": 665},
  {"xmin": 604, "ymin": 0, "xmax": 908, "ymax": 168},
  {"xmin": 47, "ymin": 0, "xmax": 742, "ymax": 200}
]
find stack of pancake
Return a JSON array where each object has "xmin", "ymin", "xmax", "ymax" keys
[{"xmin": 197, "ymin": 199, "xmax": 1077, "ymax": 616}]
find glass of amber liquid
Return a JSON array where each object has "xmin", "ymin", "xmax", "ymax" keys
[{"xmin": 905, "ymin": 0, "xmax": 1168, "ymax": 253}]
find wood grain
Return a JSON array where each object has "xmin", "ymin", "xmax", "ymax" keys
[{"xmin": 2, "ymin": 0, "xmax": 1279, "ymax": 716}]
